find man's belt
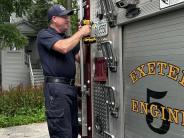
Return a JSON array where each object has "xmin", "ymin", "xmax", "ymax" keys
[{"xmin": 45, "ymin": 76, "xmax": 75, "ymax": 86}]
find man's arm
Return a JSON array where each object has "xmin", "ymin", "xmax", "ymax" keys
[{"xmin": 52, "ymin": 25, "xmax": 90, "ymax": 54}]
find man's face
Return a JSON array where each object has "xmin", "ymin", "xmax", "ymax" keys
[{"xmin": 52, "ymin": 16, "xmax": 70, "ymax": 32}]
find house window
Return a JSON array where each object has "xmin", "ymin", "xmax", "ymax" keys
[
  {"xmin": 8, "ymin": 43, "xmax": 21, "ymax": 53},
  {"xmin": 9, "ymin": 43, "xmax": 18, "ymax": 51},
  {"xmin": 10, "ymin": 46, "xmax": 17, "ymax": 51}
]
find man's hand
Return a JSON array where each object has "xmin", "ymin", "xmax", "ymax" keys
[
  {"xmin": 79, "ymin": 25, "xmax": 91, "ymax": 37},
  {"xmin": 52, "ymin": 25, "xmax": 91, "ymax": 54}
]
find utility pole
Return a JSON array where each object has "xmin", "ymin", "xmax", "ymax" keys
[{"xmin": 67, "ymin": 0, "xmax": 72, "ymax": 9}]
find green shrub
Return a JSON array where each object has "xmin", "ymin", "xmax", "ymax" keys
[{"xmin": 0, "ymin": 85, "xmax": 45, "ymax": 128}]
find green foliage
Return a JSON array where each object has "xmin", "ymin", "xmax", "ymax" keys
[
  {"xmin": 0, "ymin": 109, "xmax": 45, "ymax": 128},
  {"xmin": 56, "ymin": 0, "xmax": 67, "ymax": 7},
  {"xmin": 0, "ymin": 0, "xmax": 78, "ymax": 49},
  {"xmin": 27, "ymin": 0, "xmax": 70, "ymax": 31},
  {"xmin": 0, "ymin": 86, "xmax": 45, "ymax": 128},
  {"xmin": 0, "ymin": 0, "xmax": 32, "ymax": 49},
  {"xmin": 70, "ymin": 14, "xmax": 78, "ymax": 34},
  {"xmin": 0, "ymin": 0, "xmax": 32, "ymax": 22},
  {"xmin": 27, "ymin": 0, "xmax": 52, "ymax": 30},
  {"xmin": 0, "ymin": 23, "xmax": 28, "ymax": 49},
  {"xmin": 70, "ymin": 0, "xmax": 78, "ymax": 34},
  {"xmin": 27, "ymin": 0, "xmax": 78, "ymax": 33}
]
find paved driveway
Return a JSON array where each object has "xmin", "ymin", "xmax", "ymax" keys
[
  {"xmin": 0, "ymin": 122, "xmax": 82, "ymax": 138},
  {"xmin": 0, "ymin": 122, "xmax": 49, "ymax": 138}
]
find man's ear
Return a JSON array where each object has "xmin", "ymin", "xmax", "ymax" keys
[{"xmin": 52, "ymin": 16, "xmax": 57, "ymax": 23}]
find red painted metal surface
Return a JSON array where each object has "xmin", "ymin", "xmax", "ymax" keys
[
  {"xmin": 94, "ymin": 57, "xmax": 108, "ymax": 82},
  {"xmin": 83, "ymin": 0, "xmax": 92, "ymax": 137}
]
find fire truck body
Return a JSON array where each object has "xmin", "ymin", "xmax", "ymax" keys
[{"xmin": 80, "ymin": 0, "xmax": 184, "ymax": 138}]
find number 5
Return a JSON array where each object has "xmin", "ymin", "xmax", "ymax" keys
[{"xmin": 146, "ymin": 88, "xmax": 170, "ymax": 134}]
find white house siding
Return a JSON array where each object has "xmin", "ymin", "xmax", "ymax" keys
[
  {"xmin": 1, "ymin": 48, "xmax": 29, "ymax": 90},
  {"xmin": 0, "ymin": 18, "xmax": 38, "ymax": 90}
]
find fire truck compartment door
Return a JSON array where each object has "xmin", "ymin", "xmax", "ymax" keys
[{"xmin": 124, "ymin": 8, "xmax": 184, "ymax": 138}]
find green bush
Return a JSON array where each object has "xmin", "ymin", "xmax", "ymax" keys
[{"xmin": 0, "ymin": 86, "xmax": 45, "ymax": 128}]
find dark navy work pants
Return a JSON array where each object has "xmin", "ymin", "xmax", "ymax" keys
[{"xmin": 44, "ymin": 82, "xmax": 78, "ymax": 138}]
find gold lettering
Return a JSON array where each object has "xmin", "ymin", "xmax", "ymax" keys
[
  {"xmin": 179, "ymin": 70, "xmax": 184, "ymax": 87},
  {"xmin": 167, "ymin": 64, "xmax": 180, "ymax": 81},
  {"xmin": 140, "ymin": 101, "xmax": 148, "ymax": 115},
  {"xmin": 160, "ymin": 106, "xmax": 166, "ymax": 120},
  {"xmin": 130, "ymin": 99, "xmax": 184, "ymax": 127},
  {"xmin": 150, "ymin": 104, "xmax": 159, "ymax": 118},
  {"xmin": 131, "ymin": 99, "xmax": 139, "ymax": 112},
  {"xmin": 129, "ymin": 71, "xmax": 139, "ymax": 84},
  {"xmin": 157, "ymin": 62, "xmax": 167, "ymax": 76},
  {"xmin": 168, "ymin": 107, "xmax": 179, "ymax": 124},
  {"xmin": 137, "ymin": 64, "xmax": 147, "ymax": 78},
  {"xmin": 180, "ymin": 110, "xmax": 184, "ymax": 126},
  {"xmin": 147, "ymin": 62, "xmax": 156, "ymax": 75}
]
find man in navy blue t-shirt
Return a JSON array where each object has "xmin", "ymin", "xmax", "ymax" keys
[{"xmin": 37, "ymin": 4, "xmax": 91, "ymax": 138}]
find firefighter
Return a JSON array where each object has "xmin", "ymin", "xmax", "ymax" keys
[{"xmin": 37, "ymin": 4, "xmax": 91, "ymax": 138}]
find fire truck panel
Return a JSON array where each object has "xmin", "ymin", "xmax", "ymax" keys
[{"xmin": 88, "ymin": 0, "xmax": 184, "ymax": 138}]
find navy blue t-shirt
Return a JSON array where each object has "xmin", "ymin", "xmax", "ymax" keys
[{"xmin": 37, "ymin": 27, "xmax": 80, "ymax": 79}]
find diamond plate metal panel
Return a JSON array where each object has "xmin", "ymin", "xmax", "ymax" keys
[{"xmin": 93, "ymin": 82, "xmax": 109, "ymax": 138}]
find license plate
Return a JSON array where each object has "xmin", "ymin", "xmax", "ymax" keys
[{"xmin": 94, "ymin": 21, "xmax": 108, "ymax": 37}]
